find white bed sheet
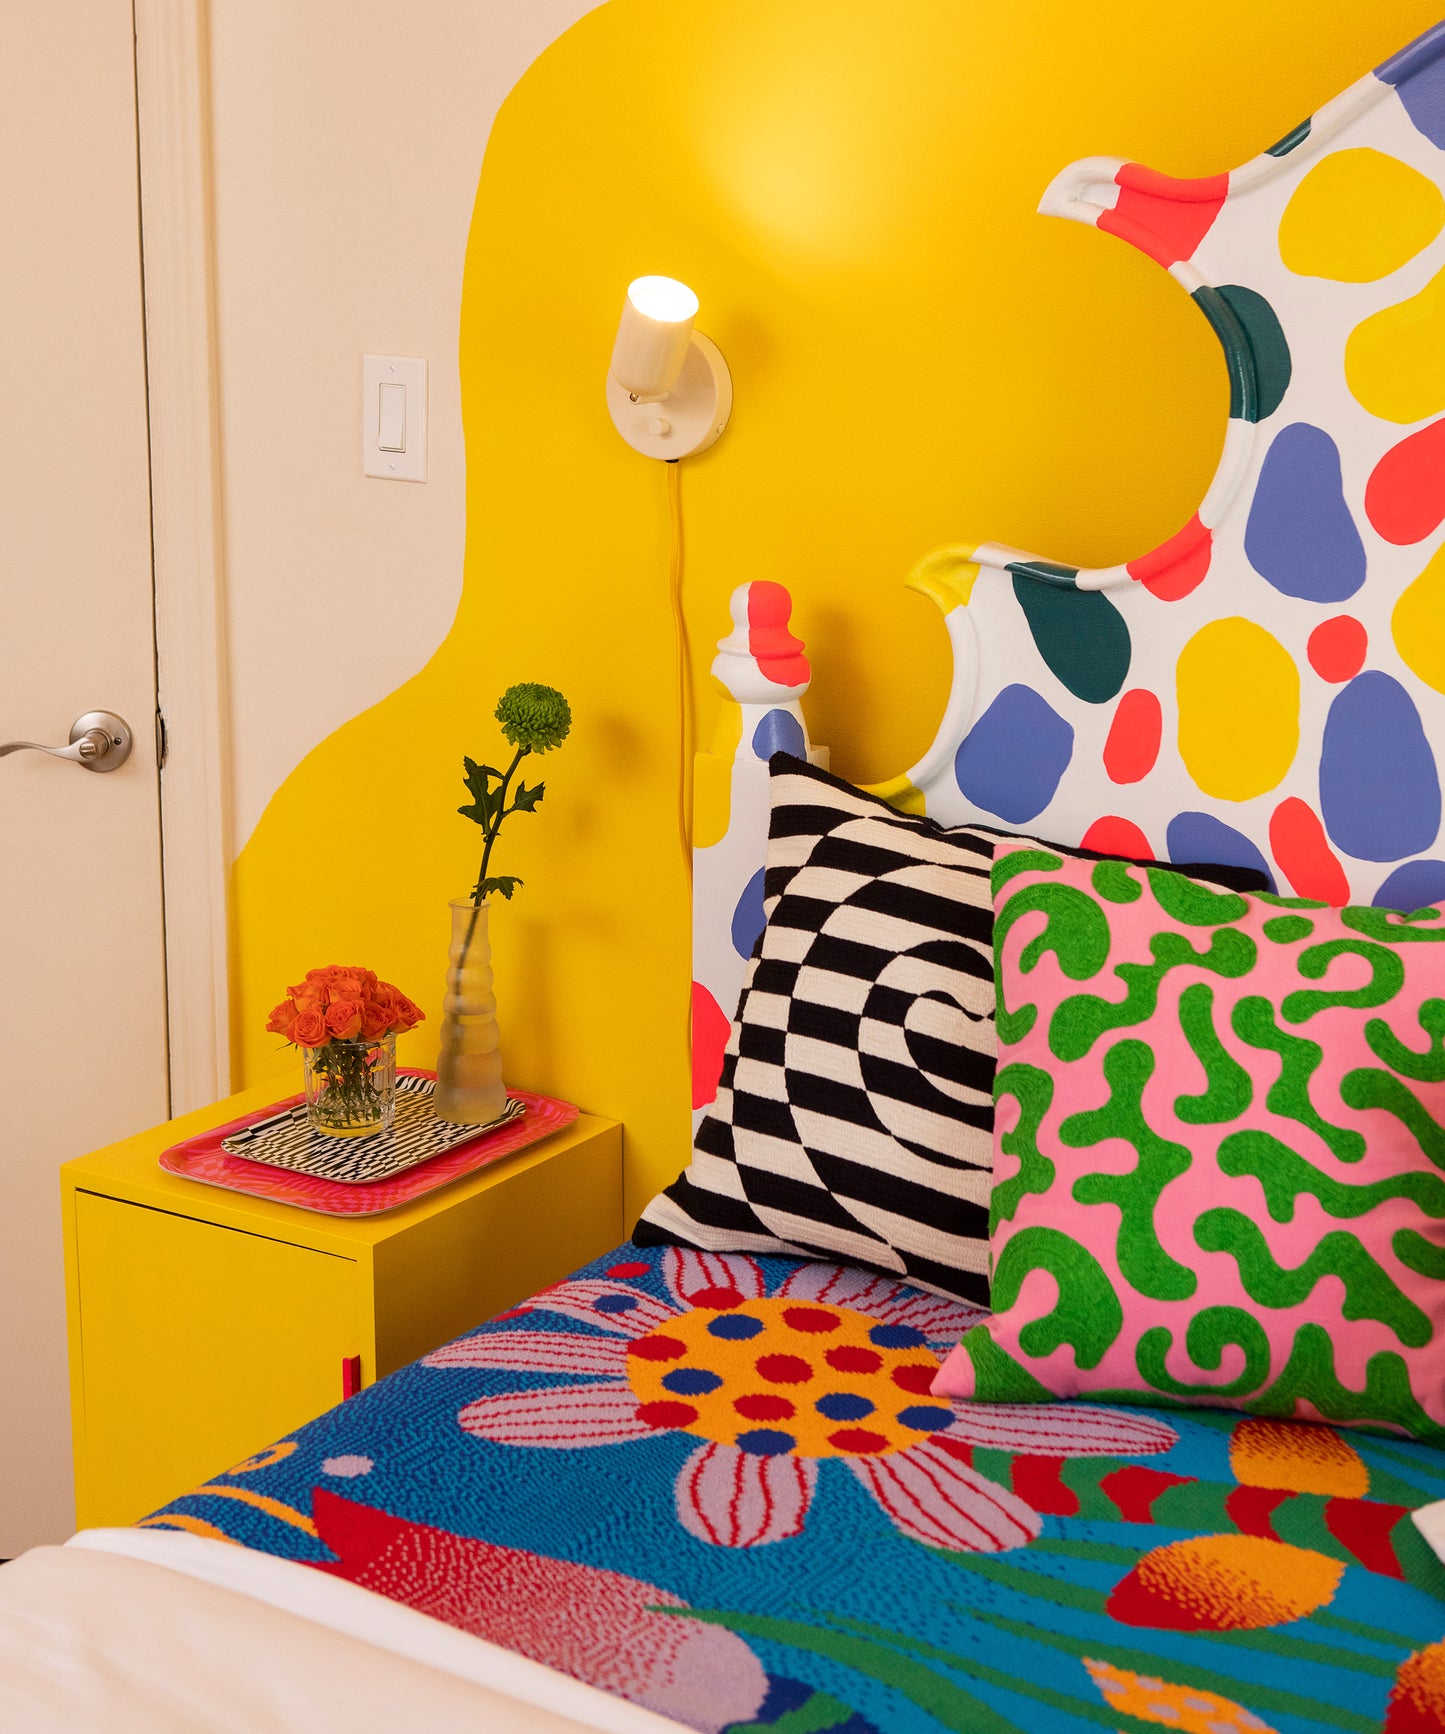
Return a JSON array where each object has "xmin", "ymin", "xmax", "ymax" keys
[{"xmin": 0, "ymin": 1527, "xmax": 693, "ymax": 1734}]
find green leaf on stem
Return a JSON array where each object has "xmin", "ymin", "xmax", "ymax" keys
[
  {"xmin": 459, "ymin": 756, "xmax": 506, "ymax": 828},
  {"xmin": 462, "ymin": 755, "xmax": 504, "ymax": 794},
  {"xmin": 510, "ymin": 781, "xmax": 546, "ymax": 813},
  {"xmin": 478, "ymin": 875, "xmax": 523, "ymax": 900}
]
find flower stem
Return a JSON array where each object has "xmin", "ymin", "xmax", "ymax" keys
[
  {"xmin": 473, "ymin": 745, "xmax": 527, "ymax": 905},
  {"xmin": 460, "ymin": 744, "xmax": 527, "ymax": 972},
  {"xmin": 309, "ymin": 1039, "xmax": 389, "ymax": 1129}
]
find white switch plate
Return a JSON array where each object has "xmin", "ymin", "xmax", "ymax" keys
[{"xmin": 362, "ymin": 354, "xmax": 427, "ymax": 481}]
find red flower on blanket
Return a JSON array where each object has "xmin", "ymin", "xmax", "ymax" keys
[{"xmin": 424, "ymin": 1251, "xmax": 1178, "ymax": 1550}]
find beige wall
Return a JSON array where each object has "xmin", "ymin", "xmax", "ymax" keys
[{"xmin": 210, "ymin": 0, "xmax": 600, "ymax": 849}]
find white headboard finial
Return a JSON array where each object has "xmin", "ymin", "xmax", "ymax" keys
[
  {"xmin": 711, "ymin": 581, "xmax": 811, "ymax": 704},
  {"xmin": 691, "ymin": 582, "xmax": 822, "ymax": 1124}
]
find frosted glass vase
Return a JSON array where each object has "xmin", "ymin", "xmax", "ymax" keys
[{"xmin": 433, "ymin": 896, "xmax": 508, "ymax": 1125}]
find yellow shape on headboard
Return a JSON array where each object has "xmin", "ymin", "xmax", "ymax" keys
[
  {"xmin": 693, "ymin": 700, "xmax": 744, "ymax": 850},
  {"xmin": 1176, "ymin": 617, "xmax": 1300, "ymax": 802},
  {"xmin": 862, "ymin": 775, "xmax": 928, "ymax": 816},
  {"xmin": 906, "ymin": 547, "xmax": 982, "ymax": 617},
  {"xmin": 1347, "ymin": 262, "xmax": 1445, "ymax": 424},
  {"xmin": 1393, "ymin": 542, "xmax": 1445, "ymax": 697},
  {"xmin": 1279, "ymin": 147, "xmax": 1444, "ymax": 282}
]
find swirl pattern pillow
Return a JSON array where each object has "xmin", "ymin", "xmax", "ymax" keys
[
  {"xmin": 639, "ymin": 758, "xmax": 1002, "ymax": 1303},
  {"xmin": 933, "ymin": 843, "xmax": 1445, "ymax": 1443}
]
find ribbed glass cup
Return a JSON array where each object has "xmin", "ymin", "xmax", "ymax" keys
[{"xmin": 302, "ymin": 1033, "xmax": 397, "ymax": 1136}]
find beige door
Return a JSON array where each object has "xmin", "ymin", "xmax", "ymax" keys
[{"xmin": 0, "ymin": 7, "xmax": 169, "ymax": 1552}]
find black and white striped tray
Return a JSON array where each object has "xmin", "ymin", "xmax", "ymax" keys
[{"xmin": 220, "ymin": 1074, "xmax": 526, "ymax": 1184}]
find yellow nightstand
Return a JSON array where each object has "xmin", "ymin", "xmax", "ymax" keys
[{"xmin": 60, "ymin": 1076, "xmax": 622, "ymax": 1529}]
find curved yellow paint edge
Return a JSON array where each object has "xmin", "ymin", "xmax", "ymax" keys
[{"xmin": 229, "ymin": 1, "xmax": 1432, "ymax": 1214}]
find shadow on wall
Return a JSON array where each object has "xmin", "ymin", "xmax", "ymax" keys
[{"xmin": 230, "ymin": 0, "xmax": 1443, "ymax": 1217}]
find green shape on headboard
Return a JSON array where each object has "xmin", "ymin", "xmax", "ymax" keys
[
  {"xmin": 1219, "ymin": 284, "xmax": 1293, "ymax": 421},
  {"xmin": 1010, "ymin": 572, "xmax": 1131, "ymax": 703},
  {"xmin": 1191, "ymin": 283, "xmax": 1292, "ymax": 423},
  {"xmin": 1266, "ymin": 116, "xmax": 1313, "ymax": 157}
]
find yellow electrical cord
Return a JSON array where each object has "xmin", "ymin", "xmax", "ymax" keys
[{"xmin": 666, "ymin": 458, "xmax": 693, "ymax": 889}]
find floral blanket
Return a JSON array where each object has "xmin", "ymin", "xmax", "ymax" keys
[{"xmin": 142, "ymin": 1244, "xmax": 1445, "ymax": 1734}]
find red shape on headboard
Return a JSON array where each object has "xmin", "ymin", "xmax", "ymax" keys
[
  {"xmin": 1307, "ymin": 616, "xmax": 1367, "ymax": 685},
  {"xmin": 1103, "ymin": 689, "xmax": 1163, "ymax": 785},
  {"xmin": 1127, "ymin": 515, "xmax": 1212, "ymax": 601},
  {"xmin": 1365, "ymin": 417, "xmax": 1445, "ymax": 545},
  {"xmin": 691, "ymin": 980, "xmax": 731, "ymax": 1109},
  {"xmin": 1099, "ymin": 165, "xmax": 1229, "ymax": 268},
  {"xmin": 1269, "ymin": 798, "xmax": 1349, "ymax": 906},
  {"xmin": 1081, "ymin": 815, "xmax": 1154, "ymax": 860},
  {"xmin": 747, "ymin": 582, "xmax": 810, "ymax": 688}
]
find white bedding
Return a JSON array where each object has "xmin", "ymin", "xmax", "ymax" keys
[{"xmin": 0, "ymin": 1527, "xmax": 692, "ymax": 1733}]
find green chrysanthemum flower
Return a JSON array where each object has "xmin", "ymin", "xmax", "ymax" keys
[{"xmin": 494, "ymin": 683, "xmax": 572, "ymax": 754}]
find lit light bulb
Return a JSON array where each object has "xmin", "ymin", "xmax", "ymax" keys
[{"xmin": 609, "ymin": 276, "xmax": 699, "ymax": 399}]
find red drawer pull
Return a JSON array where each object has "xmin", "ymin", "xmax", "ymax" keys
[{"xmin": 341, "ymin": 1355, "xmax": 363, "ymax": 1399}]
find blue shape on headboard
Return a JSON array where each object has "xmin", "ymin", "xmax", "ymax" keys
[
  {"xmin": 1321, "ymin": 671, "xmax": 1441, "ymax": 863},
  {"xmin": 1379, "ymin": 22, "xmax": 1445, "ymax": 149},
  {"xmin": 954, "ymin": 684, "xmax": 1073, "ymax": 824},
  {"xmin": 731, "ymin": 867, "xmax": 768, "ymax": 960},
  {"xmin": 1166, "ymin": 811, "xmax": 1277, "ymax": 891},
  {"xmin": 1374, "ymin": 858, "xmax": 1445, "ymax": 911},
  {"xmin": 752, "ymin": 709, "xmax": 806, "ymax": 762},
  {"xmin": 1244, "ymin": 424, "xmax": 1365, "ymax": 602}
]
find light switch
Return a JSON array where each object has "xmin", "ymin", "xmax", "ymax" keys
[
  {"xmin": 362, "ymin": 355, "xmax": 427, "ymax": 481},
  {"xmin": 377, "ymin": 382, "xmax": 406, "ymax": 452}
]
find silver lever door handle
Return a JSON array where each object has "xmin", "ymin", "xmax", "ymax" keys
[{"xmin": 0, "ymin": 711, "xmax": 134, "ymax": 773}]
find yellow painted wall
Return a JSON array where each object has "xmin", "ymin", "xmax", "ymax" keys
[{"xmin": 232, "ymin": 0, "xmax": 1443, "ymax": 1219}]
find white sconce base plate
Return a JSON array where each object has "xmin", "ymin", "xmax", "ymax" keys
[{"xmin": 606, "ymin": 334, "xmax": 732, "ymax": 460}]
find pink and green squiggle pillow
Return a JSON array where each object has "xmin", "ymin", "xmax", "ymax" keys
[{"xmin": 933, "ymin": 844, "xmax": 1445, "ymax": 1442}]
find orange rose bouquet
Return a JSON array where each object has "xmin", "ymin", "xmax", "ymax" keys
[{"xmin": 267, "ymin": 966, "xmax": 424, "ymax": 1136}]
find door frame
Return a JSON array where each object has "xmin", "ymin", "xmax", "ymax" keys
[{"xmin": 134, "ymin": 0, "xmax": 231, "ymax": 1113}]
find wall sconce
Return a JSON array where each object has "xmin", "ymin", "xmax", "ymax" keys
[{"xmin": 606, "ymin": 276, "xmax": 732, "ymax": 460}]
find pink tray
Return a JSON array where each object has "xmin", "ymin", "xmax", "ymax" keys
[{"xmin": 159, "ymin": 1070, "xmax": 579, "ymax": 1217}]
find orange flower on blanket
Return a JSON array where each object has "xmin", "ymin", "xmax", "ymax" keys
[
  {"xmin": 267, "ymin": 967, "xmax": 424, "ymax": 1050},
  {"xmin": 1107, "ymin": 1534, "xmax": 1344, "ymax": 1631},
  {"xmin": 1084, "ymin": 1660, "xmax": 1277, "ymax": 1733},
  {"xmin": 424, "ymin": 1250, "xmax": 1180, "ymax": 1551},
  {"xmin": 1386, "ymin": 1638, "xmax": 1445, "ymax": 1731},
  {"xmin": 1228, "ymin": 1417, "xmax": 1370, "ymax": 1499}
]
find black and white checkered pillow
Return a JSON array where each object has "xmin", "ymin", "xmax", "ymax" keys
[
  {"xmin": 635, "ymin": 754, "xmax": 1270, "ymax": 1306},
  {"xmin": 637, "ymin": 757, "xmax": 1000, "ymax": 1302}
]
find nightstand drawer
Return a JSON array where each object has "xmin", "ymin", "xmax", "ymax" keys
[{"xmin": 73, "ymin": 1192, "xmax": 359, "ymax": 1527}]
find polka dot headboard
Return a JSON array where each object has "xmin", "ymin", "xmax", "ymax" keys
[{"xmin": 691, "ymin": 20, "xmax": 1445, "ymax": 1120}]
